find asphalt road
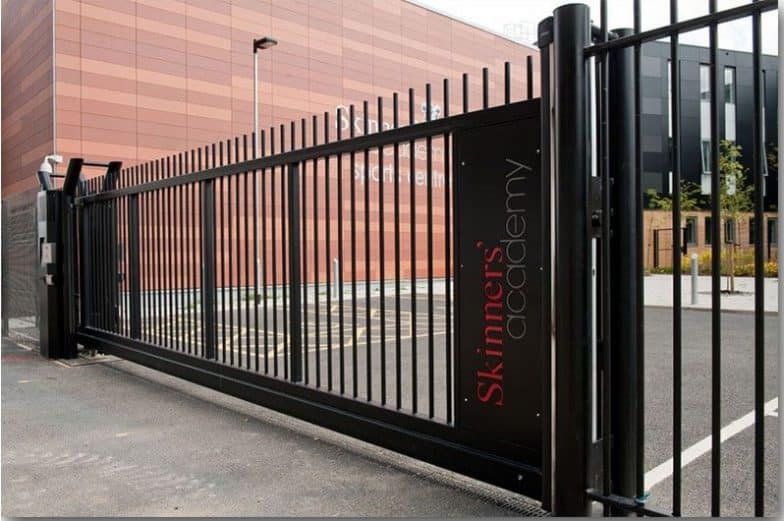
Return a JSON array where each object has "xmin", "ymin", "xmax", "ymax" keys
[
  {"xmin": 642, "ymin": 307, "xmax": 779, "ymax": 517},
  {"xmin": 1, "ymin": 338, "xmax": 542, "ymax": 517},
  {"xmin": 2, "ymin": 299, "xmax": 778, "ymax": 516},
  {"xmin": 154, "ymin": 299, "xmax": 781, "ymax": 516}
]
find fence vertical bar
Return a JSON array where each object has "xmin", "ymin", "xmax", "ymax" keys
[
  {"xmin": 426, "ymin": 83, "xmax": 434, "ymax": 419},
  {"xmin": 301, "ymin": 119, "xmax": 309, "ymax": 384},
  {"xmin": 282, "ymin": 126, "xmax": 289, "ymax": 379},
  {"xmin": 288, "ymin": 161, "xmax": 303, "ymax": 382},
  {"xmin": 548, "ymin": 3, "xmax": 592, "ymax": 515},
  {"xmin": 243, "ymin": 136, "xmax": 251, "ymax": 369},
  {"xmin": 253, "ymin": 133, "xmax": 260, "ymax": 372},
  {"xmin": 393, "ymin": 92, "xmax": 402, "ymax": 410},
  {"xmin": 504, "ymin": 61, "xmax": 511, "ymax": 104},
  {"xmin": 336, "ymin": 109, "xmax": 346, "ymax": 394},
  {"xmin": 324, "ymin": 113, "xmax": 332, "ymax": 391},
  {"xmin": 128, "ymin": 194, "xmax": 141, "ymax": 339},
  {"xmin": 608, "ymin": 25, "xmax": 641, "ymax": 511},
  {"xmin": 443, "ymin": 77, "xmax": 452, "ymax": 425},
  {"xmin": 271, "ymin": 130, "xmax": 279, "ymax": 377},
  {"xmin": 482, "ymin": 67, "xmax": 489, "ymax": 108},
  {"xmin": 313, "ymin": 115, "xmax": 321, "ymax": 388},
  {"xmin": 202, "ymin": 179, "xmax": 217, "ymax": 360},
  {"xmin": 751, "ymin": 3, "xmax": 765, "ymax": 515},
  {"xmin": 665, "ymin": 0, "xmax": 683, "ymax": 514},
  {"xmin": 708, "ymin": 0, "xmax": 722, "ymax": 514},
  {"xmin": 363, "ymin": 100, "xmax": 372, "ymax": 402},
  {"xmin": 408, "ymin": 90, "xmax": 418, "ymax": 414},
  {"xmin": 378, "ymin": 96, "xmax": 386, "ymax": 405},
  {"xmin": 350, "ymin": 105, "xmax": 358, "ymax": 398}
]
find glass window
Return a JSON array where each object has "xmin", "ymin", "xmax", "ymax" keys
[
  {"xmin": 724, "ymin": 67, "xmax": 736, "ymax": 142},
  {"xmin": 701, "ymin": 140, "xmax": 712, "ymax": 174},
  {"xmin": 724, "ymin": 67, "xmax": 736, "ymax": 104},
  {"xmin": 749, "ymin": 218, "xmax": 756, "ymax": 245},
  {"xmin": 700, "ymin": 64, "xmax": 711, "ymax": 101},
  {"xmin": 769, "ymin": 218, "xmax": 778, "ymax": 245},
  {"xmin": 725, "ymin": 219, "xmax": 736, "ymax": 244},
  {"xmin": 685, "ymin": 217, "xmax": 697, "ymax": 246},
  {"xmin": 705, "ymin": 217, "xmax": 712, "ymax": 245},
  {"xmin": 700, "ymin": 64, "xmax": 712, "ymax": 195}
]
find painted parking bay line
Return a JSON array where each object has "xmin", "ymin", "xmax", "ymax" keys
[{"xmin": 644, "ymin": 396, "xmax": 778, "ymax": 490}]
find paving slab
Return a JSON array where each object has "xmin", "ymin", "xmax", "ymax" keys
[{"xmin": 644, "ymin": 274, "xmax": 779, "ymax": 312}]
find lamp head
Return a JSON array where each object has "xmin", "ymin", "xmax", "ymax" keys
[{"xmin": 253, "ymin": 36, "xmax": 278, "ymax": 52}]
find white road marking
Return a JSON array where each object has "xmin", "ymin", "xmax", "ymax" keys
[{"xmin": 644, "ymin": 397, "xmax": 778, "ymax": 490}]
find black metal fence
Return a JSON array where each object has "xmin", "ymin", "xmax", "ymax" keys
[
  {"xmin": 68, "ymin": 60, "xmax": 546, "ymax": 498},
  {"xmin": 540, "ymin": 0, "xmax": 776, "ymax": 516},
  {"xmin": 1, "ymin": 190, "xmax": 40, "ymax": 343}
]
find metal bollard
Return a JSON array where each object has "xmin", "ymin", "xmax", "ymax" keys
[{"xmin": 691, "ymin": 253, "xmax": 699, "ymax": 305}]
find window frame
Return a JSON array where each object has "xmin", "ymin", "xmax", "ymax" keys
[{"xmin": 685, "ymin": 216, "xmax": 698, "ymax": 246}]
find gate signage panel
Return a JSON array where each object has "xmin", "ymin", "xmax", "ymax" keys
[{"xmin": 455, "ymin": 104, "xmax": 545, "ymax": 461}]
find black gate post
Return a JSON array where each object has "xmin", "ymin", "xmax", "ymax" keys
[
  {"xmin": 540, "ymin": 3, "xmax": 592, "ymax": 516},
  {"xmin": 201, "ymin": 180, "xmax": 217, "ymax": 359},
  {"xmin": 61, "ymin": 158, "xmax": 84, "ymax": 358},
  {"xmin": 287, "ymin": 162, "xmax": 303, "ymax": 382},
  {"xmin": 608, "ymin": 27, "xmax": 642, "ymax": 509}
]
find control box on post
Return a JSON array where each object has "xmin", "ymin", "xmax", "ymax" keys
[{"xmin": 37, "ymin": 189, "xmax": 68, "ymax": 358}]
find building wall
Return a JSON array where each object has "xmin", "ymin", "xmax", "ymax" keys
[
  {"xmin": 47, "ymin": 0, "xmax": 537, "ymax": 192},
  {"xmin": 643, "ymin": 209, "xmax": 778, "ymax": 270},
  {"xmin": 25, "ymin": 0, "xmax": 537, "ymax": 288},
  {"xmin": 640, "ymin": 42, "xmax": 779, "ymax": 209},
  {"xmin": 1, "ymin": 0, "xmax": 54, "ymax": 197}
]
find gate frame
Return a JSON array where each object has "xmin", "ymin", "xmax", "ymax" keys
[{"xmin": 69, "ymin": 99, "xmax": 548, "ymax": 501}]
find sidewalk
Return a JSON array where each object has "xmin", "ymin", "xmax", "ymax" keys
[
  {"xmin": 644, "ymin": 274, "xmax": 779, "ymax": 312},
  {"xmin": 1, "ymin": 339, "xmax": 543, "ymax": 517}
]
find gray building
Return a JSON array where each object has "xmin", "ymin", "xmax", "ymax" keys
[{"xmin": 640, "ymin": 42, "xmax": 778, "ymax": 209}]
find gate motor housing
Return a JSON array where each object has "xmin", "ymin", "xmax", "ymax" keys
[{"xmin": 37, "ymin": 189, "xmax": 68, "ymax": 358}]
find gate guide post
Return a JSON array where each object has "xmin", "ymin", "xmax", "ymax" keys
[
  {"xmin": 608, "ymin": 26, "xmax": 643, "ymax": 511},
  {"xmin": 542, "ymin": 3, "xmax": 592, "ymax": 516}
]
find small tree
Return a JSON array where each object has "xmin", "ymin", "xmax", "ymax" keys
[
  {"xmin": 768, "ymin": 144, "xmax": 778, "ymax": 171},
  {"xmin": 719, "ymin": 140, "xmax": 753, "ymax": 293},
  {"xmin": 645, "ymin": 180, "xmax": 702, "ymax": 211},
  {"xmin": 644, "ymin": 181, "xmax": 701, "ymax": 271}
]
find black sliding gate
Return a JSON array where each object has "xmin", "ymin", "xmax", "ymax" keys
[
  {"xmin": 66, "ymin": 83, "xmax": 551, "ymax": 501},
  {"xmin": 32, "ymin": 0, "xmax": 777, "ymax": 516}
]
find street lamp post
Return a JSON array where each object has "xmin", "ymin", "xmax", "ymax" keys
[{"xmin": 253, "ymin": 36, "xmax": 277, "ymax": 304}]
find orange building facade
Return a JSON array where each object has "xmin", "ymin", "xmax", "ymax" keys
[{"xmin": 2, "ymin": 0, "xmax": 539, "ymax": 198}]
